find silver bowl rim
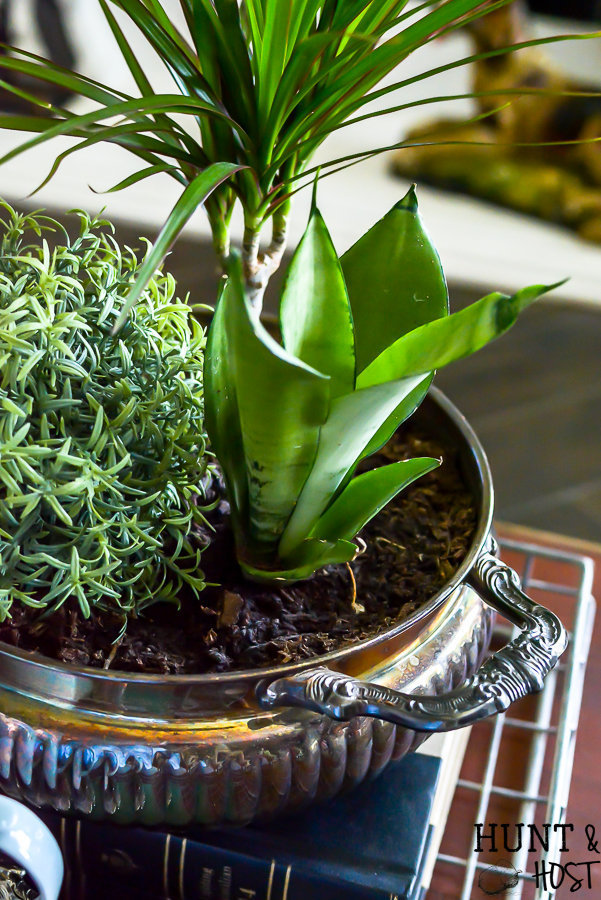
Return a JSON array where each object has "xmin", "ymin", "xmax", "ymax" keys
[{"xmin": 0, "ymin": 386, "xmax": 493, "ymax": 687}]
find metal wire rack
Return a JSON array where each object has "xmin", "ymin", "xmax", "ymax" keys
[{"xmin": 428, "ymin": 537, "xmax": 596, "ymax": 900}]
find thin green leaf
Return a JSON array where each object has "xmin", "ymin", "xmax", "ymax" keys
[
  {"xmin": 140, "ymin": 0, "xmax": 198, "ymax": 62},
  {"xmin": 315, "ymin": 0, "xmax": 502, "ymax": 111},
  {"xmin": 323, "ymin": 29, "xmax": 601, "ymax": 129},
  {"xmin": 242, "ymin": 0, "xmax": 265, "ymax": 79},
  {"xmin": 280, "ymin": 207, "xmax": 355, "ymax": 399},
  {"xmin": 99, "ymin": 0, "xmax": 154, "ymax": 97},
  {"xmin": 274, "ymin": 0, "xmax": 506, "ymax": 156},
  {"xmin": 92, "ymin": 162, "xmax": 179, "ymax": 194},
  {"xmin": 204, "ymin": 280, "xmax": 248, "ymax": 531},
  {"xmin": 0, "ymin": 115, "xmax": 58, "ymax": 135},
  {"xmin": 311, "ymin": 457, "xmax": 440, "ymax": 543},
  {"xmin": 101, "ymin": 4, "xmax": 199, "ymax": 161},
  {"xmin": 261, "ymin": 31, "xmax": 334, "ymax": 156},
  {"xmin": 114, "ymin": 162, "xmax": 243, "ymax": 330},
  {"xmin": 110, "ymin": 0, "xmax": 216, "ymax": 101},
  {"xmin": 0, "ymin": 94, "xmax": 248, "ymax": 171},
  {"xmin": 0, "ymin": 44, "xmax": 130, "ymax": 106},
  {"xmin": 29, "ymin": 122, "xmax": 185, "ymax": 196},
  {"xmin": 195, "ymin": 0, "xmax": 256, "ymax": 130},
  {"xmin": 105, "ymin": 128, "xmax": 205, "ymax": 168}
]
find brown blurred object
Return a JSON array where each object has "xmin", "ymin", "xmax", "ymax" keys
[{"xmin": 392, "ymin": 0, "xmax": 601, "ymax": 242}]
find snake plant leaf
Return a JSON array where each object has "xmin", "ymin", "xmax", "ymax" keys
[
  {"xmin": 204, "ymin": 280, "xmax": 247, "ymax": 533},
  {"xmin": 205, "ymin": 253, "xmax": 330, "ymax": 562},
  {"xmin": 279, "ymin": 372, "xmax": 429, "ymax": 558},
  {"xmin": 241, "ymin": 537, "xmax": 357, "ymax": 585},
  {"xmin": 341, "ymin": 185, "xmax": 449, "ymax": 376},
  {"xmin": 311, "ymin": 457, "xmax": 441, "ymax": 544},
  {"xmin": 357, "ymin": 374, "xmax": 435, "ymax": 464},
  {"xmin": 280, "ymin": 207, "xmax": 355, "ymax": 399},
  {"xmin": 114, "ymin": 162, "xmax": 243, "ymax": 330},
  {"xmin": 331, "ymin": 374, "xmax": 435, "ymax": 510},
  {"xmin": 357, "ymin": 282, "xmax": 562, "ymax": 390}
]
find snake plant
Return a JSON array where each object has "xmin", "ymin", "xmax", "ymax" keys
[
  {"xmin": 0, "ymin": 0, "xmax": 585, "ymax": 315},
  {"xmin": 205, "ymin": 186, "xmax": 556, "ymax": 583}
]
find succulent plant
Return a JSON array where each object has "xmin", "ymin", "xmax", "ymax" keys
[
  {"xmin": 0, "ymin": 203, "xmax": 213, "ymax": 621},
  {"xmin": 205, "ymin": 187, "xmax": 556, "ymax": 583}
]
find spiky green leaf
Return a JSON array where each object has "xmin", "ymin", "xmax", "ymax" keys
[{"xmin": 280, "ymin": 206, "xmax": 355, "ymax": 399}]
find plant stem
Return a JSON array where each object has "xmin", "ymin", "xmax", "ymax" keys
[
  {"xmin": 242, "ymin": 209, "xmax": 289, "ymax": 313},
  {"xmin": 207, "ymin": 201, "xmax": 231, "ymax": 275}
]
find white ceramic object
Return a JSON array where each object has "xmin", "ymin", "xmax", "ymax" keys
[{"xmin": 0, "ymin": 797, "xmax": 63, "ymax": 900}]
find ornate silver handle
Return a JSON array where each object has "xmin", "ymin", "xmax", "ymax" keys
[{"xmin": 256, "ymin": 537, "xmax": 568, "ymax": 731}]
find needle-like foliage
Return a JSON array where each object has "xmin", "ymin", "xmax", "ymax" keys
[
  {"xmin": 0, "ymin": 0, "xmax": 589, "ymax": 313},
  {"xmin": 0, "ymin": 204, "xmax": 214, "ymax": 620}
]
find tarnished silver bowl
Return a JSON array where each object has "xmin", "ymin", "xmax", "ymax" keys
[{"xmin": 0, "ymin": 389, "xmax": 566, "ymax": 826}]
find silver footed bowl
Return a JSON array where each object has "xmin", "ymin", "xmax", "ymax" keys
[{"xmin": 0, "ymin": 389, "xmax": 566, "ymax": 826}]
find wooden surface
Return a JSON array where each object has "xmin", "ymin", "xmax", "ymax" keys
[{"xmin": 427, "ymin": 522, "xmax": 601, "ymax": 900}]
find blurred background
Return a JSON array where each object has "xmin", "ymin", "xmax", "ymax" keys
[{"xmin": 1, "ymin": 0, "xmax": 601, "ymax": 542}]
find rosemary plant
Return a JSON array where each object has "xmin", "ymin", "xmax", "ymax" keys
[{"xmin": 0, "ymin": 204, "xmax": 212, "ymax": 620}]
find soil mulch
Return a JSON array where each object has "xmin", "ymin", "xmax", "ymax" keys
[{"xmin": 0, "ymin": 428, "xmax": 476, "ymax": 675}]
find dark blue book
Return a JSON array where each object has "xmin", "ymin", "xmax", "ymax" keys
[{"xmin": 41, "ymin": 750, "xmax": 442, "ymax": 900}]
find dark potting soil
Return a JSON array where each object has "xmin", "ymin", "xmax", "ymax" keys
[{"xmin": 0, "ymin": 428, "xmax": 476, "ymax": 674}]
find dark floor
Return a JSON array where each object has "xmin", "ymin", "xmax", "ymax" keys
[
  {"xmin": 436, "ymin": 292, "xmax": 601, "ymax": 542},
  {"xmin": 34, "ymin": 210, "xmax": 601, "ymax": 545}
]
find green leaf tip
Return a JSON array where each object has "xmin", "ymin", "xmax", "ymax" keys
[
  {"xmin": 395, "ymin": 184, "xmax": 418, "ymax": 213},
  {"xmin": 311, "ymin": 167, "xmax": 321, "ymax": 213}
]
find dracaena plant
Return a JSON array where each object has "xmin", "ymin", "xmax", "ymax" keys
[
  {"xmin": 0, "ymin": 0, "xmax": 586, "ymax": 316},
  {"xmin": 205, "ymin": 186, "xmax": 555, "ymax": 583}
]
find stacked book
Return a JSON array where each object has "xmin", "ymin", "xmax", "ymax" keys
[{"xmin": 42, "ymin": 729, "xmax": 469, "ymax": 900}]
